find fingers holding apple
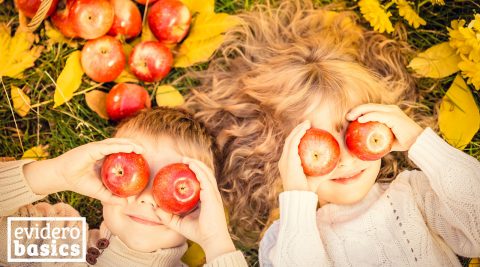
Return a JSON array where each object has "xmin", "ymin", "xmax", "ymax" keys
[
  {"xmin": 346, "ymin": 103, "xmax": 423, "ymax": 152},
  {"xmin": 55, "ymin": 138, "xmax": 144, "ymax": 205},
  {"xmin": 279, "ymin": 120, "xmax": 311, "ymax": 192}
]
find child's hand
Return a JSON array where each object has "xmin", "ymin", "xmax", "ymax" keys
[
  {"xmin": 24, "ymin": 138, "xmax": 144, "ymax": 205},
  {"xmin": 346, "ymin": 104, "xmax": 424, "ymax": 151},
  {"xmin": 155, "ymin": 157, "xmax": 235, "ymax": 263},
  {"xmin": 279, "ymin": 120, "xmax": 311, "ymax": 191}
]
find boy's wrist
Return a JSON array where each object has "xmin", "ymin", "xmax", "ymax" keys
[
  {"xmin": 24, "ymin": 159, "xmax": 68, "ymax": 195},
  {"xmin": 201, "ymin": 233, "xmax": 236, "ymax": 263}
]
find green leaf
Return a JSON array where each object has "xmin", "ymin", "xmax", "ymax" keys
[
  {"xmin": 408, "ymin": 42, "xmax": 461, "ymax": 78},
  {"xmin": 53, "ymin": 51, "xmax": 84, "ymax": 108},
  {"xmin": 438, "ymin": 74, "xmax": 480, "ymax": 149}
]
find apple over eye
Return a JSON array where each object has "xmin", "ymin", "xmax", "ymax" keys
[
  {"xmin": 345, "ymin": 120, "xmax": 395, "ymax": 161},
  {"xmin": 101, "ymin": 152, "xmax": 150, "ymax": 198},
  {"xmin": 298, "ymin": 128, "xmax": 341, "ymax": 176},
  {"xmin": 152, "ymin": 163, "xmax": 200, "ymax": 216}
]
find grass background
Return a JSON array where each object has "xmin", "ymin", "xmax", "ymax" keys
[{"xmin": 1, "ymin": 0, "xmax": 479, "ymax": 265}]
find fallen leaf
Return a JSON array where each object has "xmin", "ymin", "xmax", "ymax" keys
[
  {"xmin": 408, "ymin": 42, "xmax": 461, "ymax": 78},
  {"xmin": 182, "ymin": 240, "xmax": 206, "ymax": 267},
  {"xmin": 85, "ymin": 90, "xmax": 109, "ymax": 119},
  {"xmin": 155, "ymin": 85, "xmax": 185, "ymax": 107},
  {"xmin": 180, "ymin": 0, "xmax": 214, "ymax": 15},
  {"xmin": 43, "ymin": 21, "xmax": 78, "ymax": 49},
  {"xmin": 22, "ymin": 145, "xmax": 49, "ymax": 160},
  {"xmin": 0, "ymin": 23, "xmax": 43, "ymax": 78},
  {"xmin": 141, "ymin": 21, "xmax": 158, "ymax": 42},
  {"xmin": 174, "ymin": 12, "xmax": 240, "ymax": 67},
  {"xmin": 53, "ymin": 51, "xmax": 84, "ymax": 108},
  {"xmin": 114, "ymin": 69, "xmax": 139, "ymax": 83},
  {"xmin": 11, "ymin": 85, "xmax": 31, "ymax": 117},
  {"xmin": 438, "ymin": 75, "xmax": 480, "ymax": 149}
]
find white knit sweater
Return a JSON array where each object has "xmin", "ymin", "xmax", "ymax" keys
[{"xmin": 259, "ymin": 128, "xmax": 480, "ymax": 266}]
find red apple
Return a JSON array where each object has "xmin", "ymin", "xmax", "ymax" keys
[
  {"xmin": 298, "ymin": 128, "xmax": 340, "ymax": 176},
  {"xmin": 16, "ymin": 0, "xmax": 59, "ymax": 18},
  {"xmin": 70, "ymin": 0, "xmax": 114, "ymax": 39},
  {"xmin": 101, "ymin": 152, "xmax": 150, "ymax": 197},
  {"xmin": 108, "ymin": 0, "xmax": 142, "ymax": 39},
  {"xmin": 106, "ymin": 83, "xmax": 151, "ymax": 120},
  {"xmin": 51, "ymin": 0, "xmax": 77, "ymax": 38},
  {"xmin": 152, "ymin": 163, "xmax": 200, "ymax": 215},
  {"xmin": 135, "ymin": 0, "xmax": 159, "ymax": 5},
  {"xmin": 129, "ymin": 41, "xmax": 173, "ymax": 82},
  {"xmin": 148, "ymin": 0, "xmax": 191, "ymax": 44},
  {"xmin": 81, "ymin": 36, "xmax": 126, "ymax": 82},
  {"xmin": 345, "ymin": 120, "xmax": 395, "ymax": 161}
]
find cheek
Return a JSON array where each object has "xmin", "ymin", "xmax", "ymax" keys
[{"xmin": 102, "ymin": 204, "xmax": 126, "ymax": 236}]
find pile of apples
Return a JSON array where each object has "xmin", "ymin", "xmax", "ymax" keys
[{"xmin": 16, "ymin": 0, "xmax": 191, "ymax": 120}]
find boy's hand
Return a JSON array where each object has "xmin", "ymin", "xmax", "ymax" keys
[
  {"xmin": 279, "ymin": 120, "xmax": 312, "ymax": 191},
  {"xmin": 24, "ymin": 138, "xmax": 144, "ymax": 205},
  {"xmin": 155, "ymin": 157, "xmax": 236, "ymax": 263},
  {"xmin": 346, "ymin": 104, "xmax": 423, "ymax": 151}
]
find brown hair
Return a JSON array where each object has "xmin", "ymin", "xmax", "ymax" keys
[
  {"xmin": 114, "ymin": 107, "xmax": 220, "ymax": 175},
  {"xmin": 183, "ymin": 0, "xmax": 434, "ymax": 248}
]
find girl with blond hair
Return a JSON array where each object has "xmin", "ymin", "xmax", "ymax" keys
[{"xmin": 184, "ymin": 0, "xmax": 480, "ymax": 265}]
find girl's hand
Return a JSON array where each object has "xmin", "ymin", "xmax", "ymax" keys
[
  {"xmin": 24, "ymin": 138, "xmax": 144, "ymax": 206},
  {"xmin": 279, "ymin": 120, "xmax": 312, "ymax": 192},
  {"xmin": 155, "ymin": 157, "xmax": 235, "ymax": 263},
  {"xmin": 346, "ymin": 104, "xmax": 424, "ymax": 151}
]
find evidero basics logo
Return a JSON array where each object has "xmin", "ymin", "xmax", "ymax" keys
[{"xmin": 7, "ymin": 217, "xmax": 87, "ymax": 263}]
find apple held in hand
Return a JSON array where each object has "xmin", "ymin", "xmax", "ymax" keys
[
  {"xmin": 106, "ymin": 83, "xmax": 151, "ymax": 120},
  {"xmin": 152, "ymin": 163, "xmax": 200, "ymax": 215},
  {"xmin": 148, "ymin": 0, "xmax": 191, "ymax": 44},
  {"xmin": 345, "ymin": 120, "xmax": 394, "ymax": 161},
  {"xmin": 16, "ymin": 0, "xmax": 59, "ymax": 18},
  {"xmin": 70, "ymin": 0, "xmax": 114, "ymax": 39},
  {"xmin": 108, "ymin": 0, "xmax": 142, "ymax": 39},
  {"xmin": 81, "ymin": 36, "xmax": 126, "ymax": 82},
  {"xmin": 299, "ymin": 128, "xmax": 340, "ymax": 176},
  {"xmin": 101, "ymin": 152, "xmax": 150, "ymax": 197},
  {"xmin": 129, "ymin": 41, "xmax": 173, "ymax": 82},
  {"xmin": 51, "ymin": 0, "xmax": 77, "ymax": 38}
]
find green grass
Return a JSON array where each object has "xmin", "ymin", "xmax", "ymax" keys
[{"xmin": 1, "ymin": 0, "xmax": 479, "ymax": 265}]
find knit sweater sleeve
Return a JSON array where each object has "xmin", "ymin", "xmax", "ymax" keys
[
  {"xmin": 203, "ymin": 251, "xmax": 248, "ymax": 267},
  {"xmin": 0, "ymin": 160, "xmax": 47, "ymax": 216},
  {"xmin": 259, "ymin": 191, "xmax": 329, "ymax": 266},
  {"xmin": 405, "ymin": 127, "xmax": 480, "ymax": 257}
]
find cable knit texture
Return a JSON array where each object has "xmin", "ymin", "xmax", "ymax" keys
[
  {"xmin": 259, "ymin": 128, "xmax": 480, "ymax": 266},
  {"xmin": 0, "ymin": 160, "xmax": 248, "ymax": 267}
]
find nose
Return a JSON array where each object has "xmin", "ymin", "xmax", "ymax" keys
[
  {"xmin": 130, "ymin": 178, "xmax": 157, "ymax": 208},
  {"xmin": 336, "ymin": 134, "xmax": 358, "ymax": 168}
]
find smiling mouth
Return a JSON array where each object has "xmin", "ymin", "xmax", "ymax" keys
[
  {"xmin": 331, "ymin": 170, "xmax": 365, "ymax": 184},
  {"xmin": 128, "ymin": 215, "xmax": 162, "ymax": 226}
]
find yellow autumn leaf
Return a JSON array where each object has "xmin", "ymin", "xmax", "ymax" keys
[
  {"xmin": 0, "ymin": 23, "xmax": 43, "ymax": 78},
  {"xmin": 182, "ymin": 240, "xmax": 206, "ymax": 267},
  {"xmin": 21, "ymin": 145, "xmax": 49, "ymax": 160},
  {"xmin": 114, "ymin": 69, "xmax": 139, "ymax": 83},
  {"xmin": 438, "ymin": 75, "xmax": 480, "ymax": 149},
  {"xmin": 175, "ymin": 35, "xmax": 225, "ymax": 67},
  {"xmin": 43, "ymin": 21, "xmax": 78, "ymax": 49},
  {"xmin": 408, "ymin": 42, "xmax": 461, "ymax": 78},
  {"xmin": 54, "ymin": 51, "xmax": 84, "ymax": 108},
  {"xmin": 156, "ymin": 85, "xmax": 185, "ymax": 107},
  {"xmin": 181, "ymin": 0, "xmax": 214, "ymax": 15},
  {"xmin": 184, "ymin": 13, "xmax": 241, "ymax": 42},
  {"xmin": 11, "ymin": 85, "xmax": 31, "ymax": 117},
  {"xmin": 469, "ymin": 258, "xmax": 479, "ymax": 266},
  {"xmin": 141, "ymin": 22, "xmax": 158, "ymax": 42},
  {"xmin": 85, "ymin": 90, "xmax": 109, "ymax": 120}
]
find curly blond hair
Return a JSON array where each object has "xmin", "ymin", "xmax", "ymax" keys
[{"xmin": 183, "ymin": 0, "xmax": 434, "ymax": 248}]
